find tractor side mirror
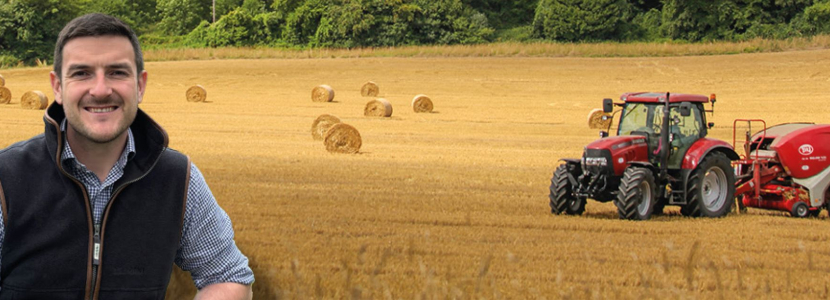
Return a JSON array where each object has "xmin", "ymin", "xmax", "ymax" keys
[
  {"xmin": 599, "ymin": 131, "xmax": 609, "ymax": 138},
  {"xmin": 708, "ymin": 122, "xmax": 715, "ymax": 129},
  {"xmin": 679, "ymin": 102, "xmax": 692, "ymax": 117},
  {"xmin": 602, "ymin": 98, "xmax": 613, "ymax": 113}
]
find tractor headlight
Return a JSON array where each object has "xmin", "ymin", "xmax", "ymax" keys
[{"xmin": 585, "ymin": 157, "xmax": 608, "ymax": 167}]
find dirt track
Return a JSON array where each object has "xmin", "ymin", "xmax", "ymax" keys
[{"xmin": 2, "ymin": 50, "xmax": 830, "ymax": 298}]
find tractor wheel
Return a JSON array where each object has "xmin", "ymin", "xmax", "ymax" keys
[
  {"xmin": 549, "ymin": 164, "xmax": 585, "ymax": 215},
  {"xmin": 615, "ymin": 167, "xmax": 656, "ymax": 220},
  {"xmin": 791, "ymin": 202, "xmax": 809, "ymax": 218},
  {"xmin": 680, "ymin": 152, "xmax": 735, "ymax": 217}
]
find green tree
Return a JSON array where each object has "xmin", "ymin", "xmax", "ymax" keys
[
  {"xmin": 0, "ymin": 0, "xmax": 83, "ymax": 65},
  {"xmin": 157, "ymin": 0, "xmax": 210, "ymax": 35},
  {"xmin": 281, "ymin": 0, "xmax": 493, "ymax": 48},
  {"xmin": 412, "ymin": 0, "xmax": 493, "ymax": 44},
  {"xmin": 242, "ymin": 0, "xmax": 267, "ymax": 14},
  {"xmin": 272, "ymin": 0, "xmax": 305, "ymax": 19},
  {"xmin": 660, "ymin": 0, "xmax": 815, "ymax": 41},
  {"xmin": 798, "ymin": 0, "xmax": 830, "ymax": 34},
  {"xmin": 188, "ymin": 3, "xmax": 283, "ymax": 47},
  {"xmin": 215, "ymin": 0, "xmax": 245, "ymax": 18},
  {"xmin": 462, "ymin": 0, "xmax": 537, "ymax": 29},
  {"xmin": 84, "ymin": 0, "xmax": 160, "ymax": 34},
  {"xmin": 532, "ymin": 0, "xmax": 634, "ymax": 41},
  {"xmin": 282, "ymin": 0, "xmax": 328, "ymax": 45}
]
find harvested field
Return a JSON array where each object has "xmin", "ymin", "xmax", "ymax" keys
[{"xmin": 2, "ymin": 50, "xmax": 830, "ymax": 299}]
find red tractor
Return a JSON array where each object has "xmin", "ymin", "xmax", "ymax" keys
[
  {"xmin": 549, "ymin": 92, "xmax": 740, "ymax": 220},
  {"xmin": 733, "ymin": 120, "xmax": 830, "ymax": 217}
]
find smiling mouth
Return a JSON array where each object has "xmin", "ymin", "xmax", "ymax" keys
[{"xmin": 86, "ymin": 107, "xmax": 117, "ymax": 113}]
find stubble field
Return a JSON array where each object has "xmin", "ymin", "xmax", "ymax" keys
[{"xmin": 2, "ymin": 50, "xmax": 830, "ymax": 299}]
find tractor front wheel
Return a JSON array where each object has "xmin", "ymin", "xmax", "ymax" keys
[
  {"xmin": 680, "ymin": 152, "xmax": 735, "ymax": 217},
  {"xmin": 615, "ymin": 167, "xmax": 656, "ymax": 220},
  {"xmin": 549, "ymin": 164, "xmax": 586, "ymax": 215}
]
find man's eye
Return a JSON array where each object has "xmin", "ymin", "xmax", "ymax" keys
[
  {"xmin": 69, "ymin": 71, "xmax": 89, "ymax": 77},
  {"xmin": 111, "ymin": 70, "xmax": 129, "ymax": 77}
]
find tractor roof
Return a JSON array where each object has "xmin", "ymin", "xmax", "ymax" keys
[{"xmin": 620, "ymin": 92, "xmax": 710, "ymax": 103}]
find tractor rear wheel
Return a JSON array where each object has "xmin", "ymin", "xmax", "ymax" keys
[
  {"xmin": 791, "ymin": 202, "xmax": 809, "ymax": 218},
  {"xmin": 615, "ymin": 167, "xmax": 656, "ymax": 220},
  {"xmin": 549, "ymin": 164, "xmax": 585, "ymax": 215},
  {"xmin": 680, "ymin": 152, "xmax": 735, "ymax": 217}
]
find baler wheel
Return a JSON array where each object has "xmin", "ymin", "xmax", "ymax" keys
[
  {"xmin": 549, "ymin": 164, "xmax": 585, "ymax": 215},
  {"xmin": 791, "ymin": 202, "xmax": 809, "ymax": 218},
  {"xmin": 615, "ymin": 167, "xmax": 656, "ymax": 220},
  {"xmin": 680, "ymin": 152, "xmax": 735, "ymax": 217}
]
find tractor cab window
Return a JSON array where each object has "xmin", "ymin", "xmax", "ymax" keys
[
  {"xmin": 666, "ymin": 104, "xmax": 704, "ymax": 167},
  {"xmin": 668, "ymin": 106, "xmax": 702, "ymax": 142},
  {"xmin": 618, "ymin": 103, "xmax": 662, "ymax": 157},
  {"xmin": 618, "ymin": 103, "xmax": 659, "ymax": 136}
]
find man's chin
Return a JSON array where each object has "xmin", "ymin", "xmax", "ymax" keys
[
  {"xmin": 77, "ymin": 129, "xmax": 127, "ymax": 144},
  {"xmin": 89, "ymin": 135, "xmax": 123, "ymax": 144}
]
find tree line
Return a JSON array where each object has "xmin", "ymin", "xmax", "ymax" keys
[{"xmin": 1, "ymin": 0, "xmax": 829, "ymax": 67}]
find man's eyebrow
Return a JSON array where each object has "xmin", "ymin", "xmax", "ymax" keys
[
  {"xmin": 66, "ymin": 64, "xmax": 91, "ymax": 72},
  {"xmin": 107, "ymin": 63, "xmax": 132, "ymax": 70},
  {"xmin": 65, "ymin": 63, "xmax": 133, "ymax": 75}
]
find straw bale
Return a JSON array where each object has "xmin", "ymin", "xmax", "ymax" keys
[
  {"xmin": 0, "ymin": 74, "xmax": 5, "ymax": 87},
  {"xmin": 324, "ymin": 123, "xmax": 362, "ymax": 154},
  {"xmin": 411, "ymin": 94, "xmax": 434, "ymax": 113},
  {"xmin": 311, "ymin": 114, "xmax": 341, "ymax": 140},
  {"xmin": 21, "ymin": 90, "xmax": 47, "ymax": 110},
  {"xmin": 186, "ymin": 85, "xmax": 207, "ymax": 102},
  {"xmin": 364, "ymin": 98, "xmax": 393, "ymax": 117},
  {"xmin": 360, "ymin": 81, "xmax": 379, "ymax": 97},
  {"xmin": 312, "ymin": 85, "xmax": 335, "ymax": 102},
  {"xmin": 0, "ymin": 87, "xmax": 10, "ymax": 104},
  {"xmin": 587, "ymin": 108, "xmax": 612, "ymax": 129}
]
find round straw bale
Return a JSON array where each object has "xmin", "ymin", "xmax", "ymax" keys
[
  {"xmin": 324, "ymin": 123, "xmax": 362, "ymax": 154},
  {"xmin": 360, "ymin": 81, "xmax": 379, "ymax": 97},
  {"xmin": 311, "ymin": 114, "xmax": 341, "ymax": 141},
  {"xmin": 0, "ymin": 87, "xmax": 10, "ymax": 104},
  {"xmin": 312, "ymin": 85, "xmax": 335, "ymax": 102},
  {"xmin": 186, "ymin": 85, "xmax": 207, "ymax": 102},
  {"xmin": 587, "ymin": 108, "xmax": 612, "ymax": 129},
  {"xmin": 21, "ymin": 90, "xmax": 47, "ymax": 110},
  {"xmin": 364, "ymin": 98, "xmax": 393, "ymax": 117},
  {"xmin": 0, "ymin": 74, "xmax": 5, "ymax": 87},
  {"xmin": 411, "ymin": 94, "xmax": 433, "ymax": 113}
]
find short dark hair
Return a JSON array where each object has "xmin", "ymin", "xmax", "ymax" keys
[{"xmin": 53, "ymin": 13, "xmax": 143, "ymax": 79}]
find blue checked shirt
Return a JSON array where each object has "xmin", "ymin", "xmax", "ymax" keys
[{"xmin": 0, "ymin": 124, "xmax": 254, "ymax": 289}]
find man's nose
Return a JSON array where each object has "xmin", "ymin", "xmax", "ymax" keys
[{"xmin": 88, "ymin": 71, "xmax": 112, "ymax": 99}]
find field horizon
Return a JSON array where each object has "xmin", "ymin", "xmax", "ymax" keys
[{"xmin": 1, "ymin": 49, "xmax": 830, "ymax": 299}]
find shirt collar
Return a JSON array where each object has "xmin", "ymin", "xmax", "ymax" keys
[{"xmin": 60, "ymin": 119, "xmax": 136, "ymax": 169}]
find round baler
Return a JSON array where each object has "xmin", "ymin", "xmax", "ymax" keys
[{"xmin": 733, "ymin": 121, "xmax": 830, "ymax": 217}]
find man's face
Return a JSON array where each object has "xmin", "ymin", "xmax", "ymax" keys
[{"xmin": 50, "ymin": 35, "xmax": 147, "ymax": 144}]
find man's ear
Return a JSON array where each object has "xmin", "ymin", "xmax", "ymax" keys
[
  {"xmin": 137, "ymin": 70, "xmax": 147, "ymax": 104},
  {"xmin": 50, "ymin": 71, "xmax": 62, "ymax": 104}
]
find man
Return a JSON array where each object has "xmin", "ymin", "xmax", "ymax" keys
[{"xmin": 0, "ymin": 13, "xmax": 254, "ymax": 299}]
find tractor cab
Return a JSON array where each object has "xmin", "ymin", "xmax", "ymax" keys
[{"xmin": 603, "ymin": 93, "xmax": 712, "ymax": 169}]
